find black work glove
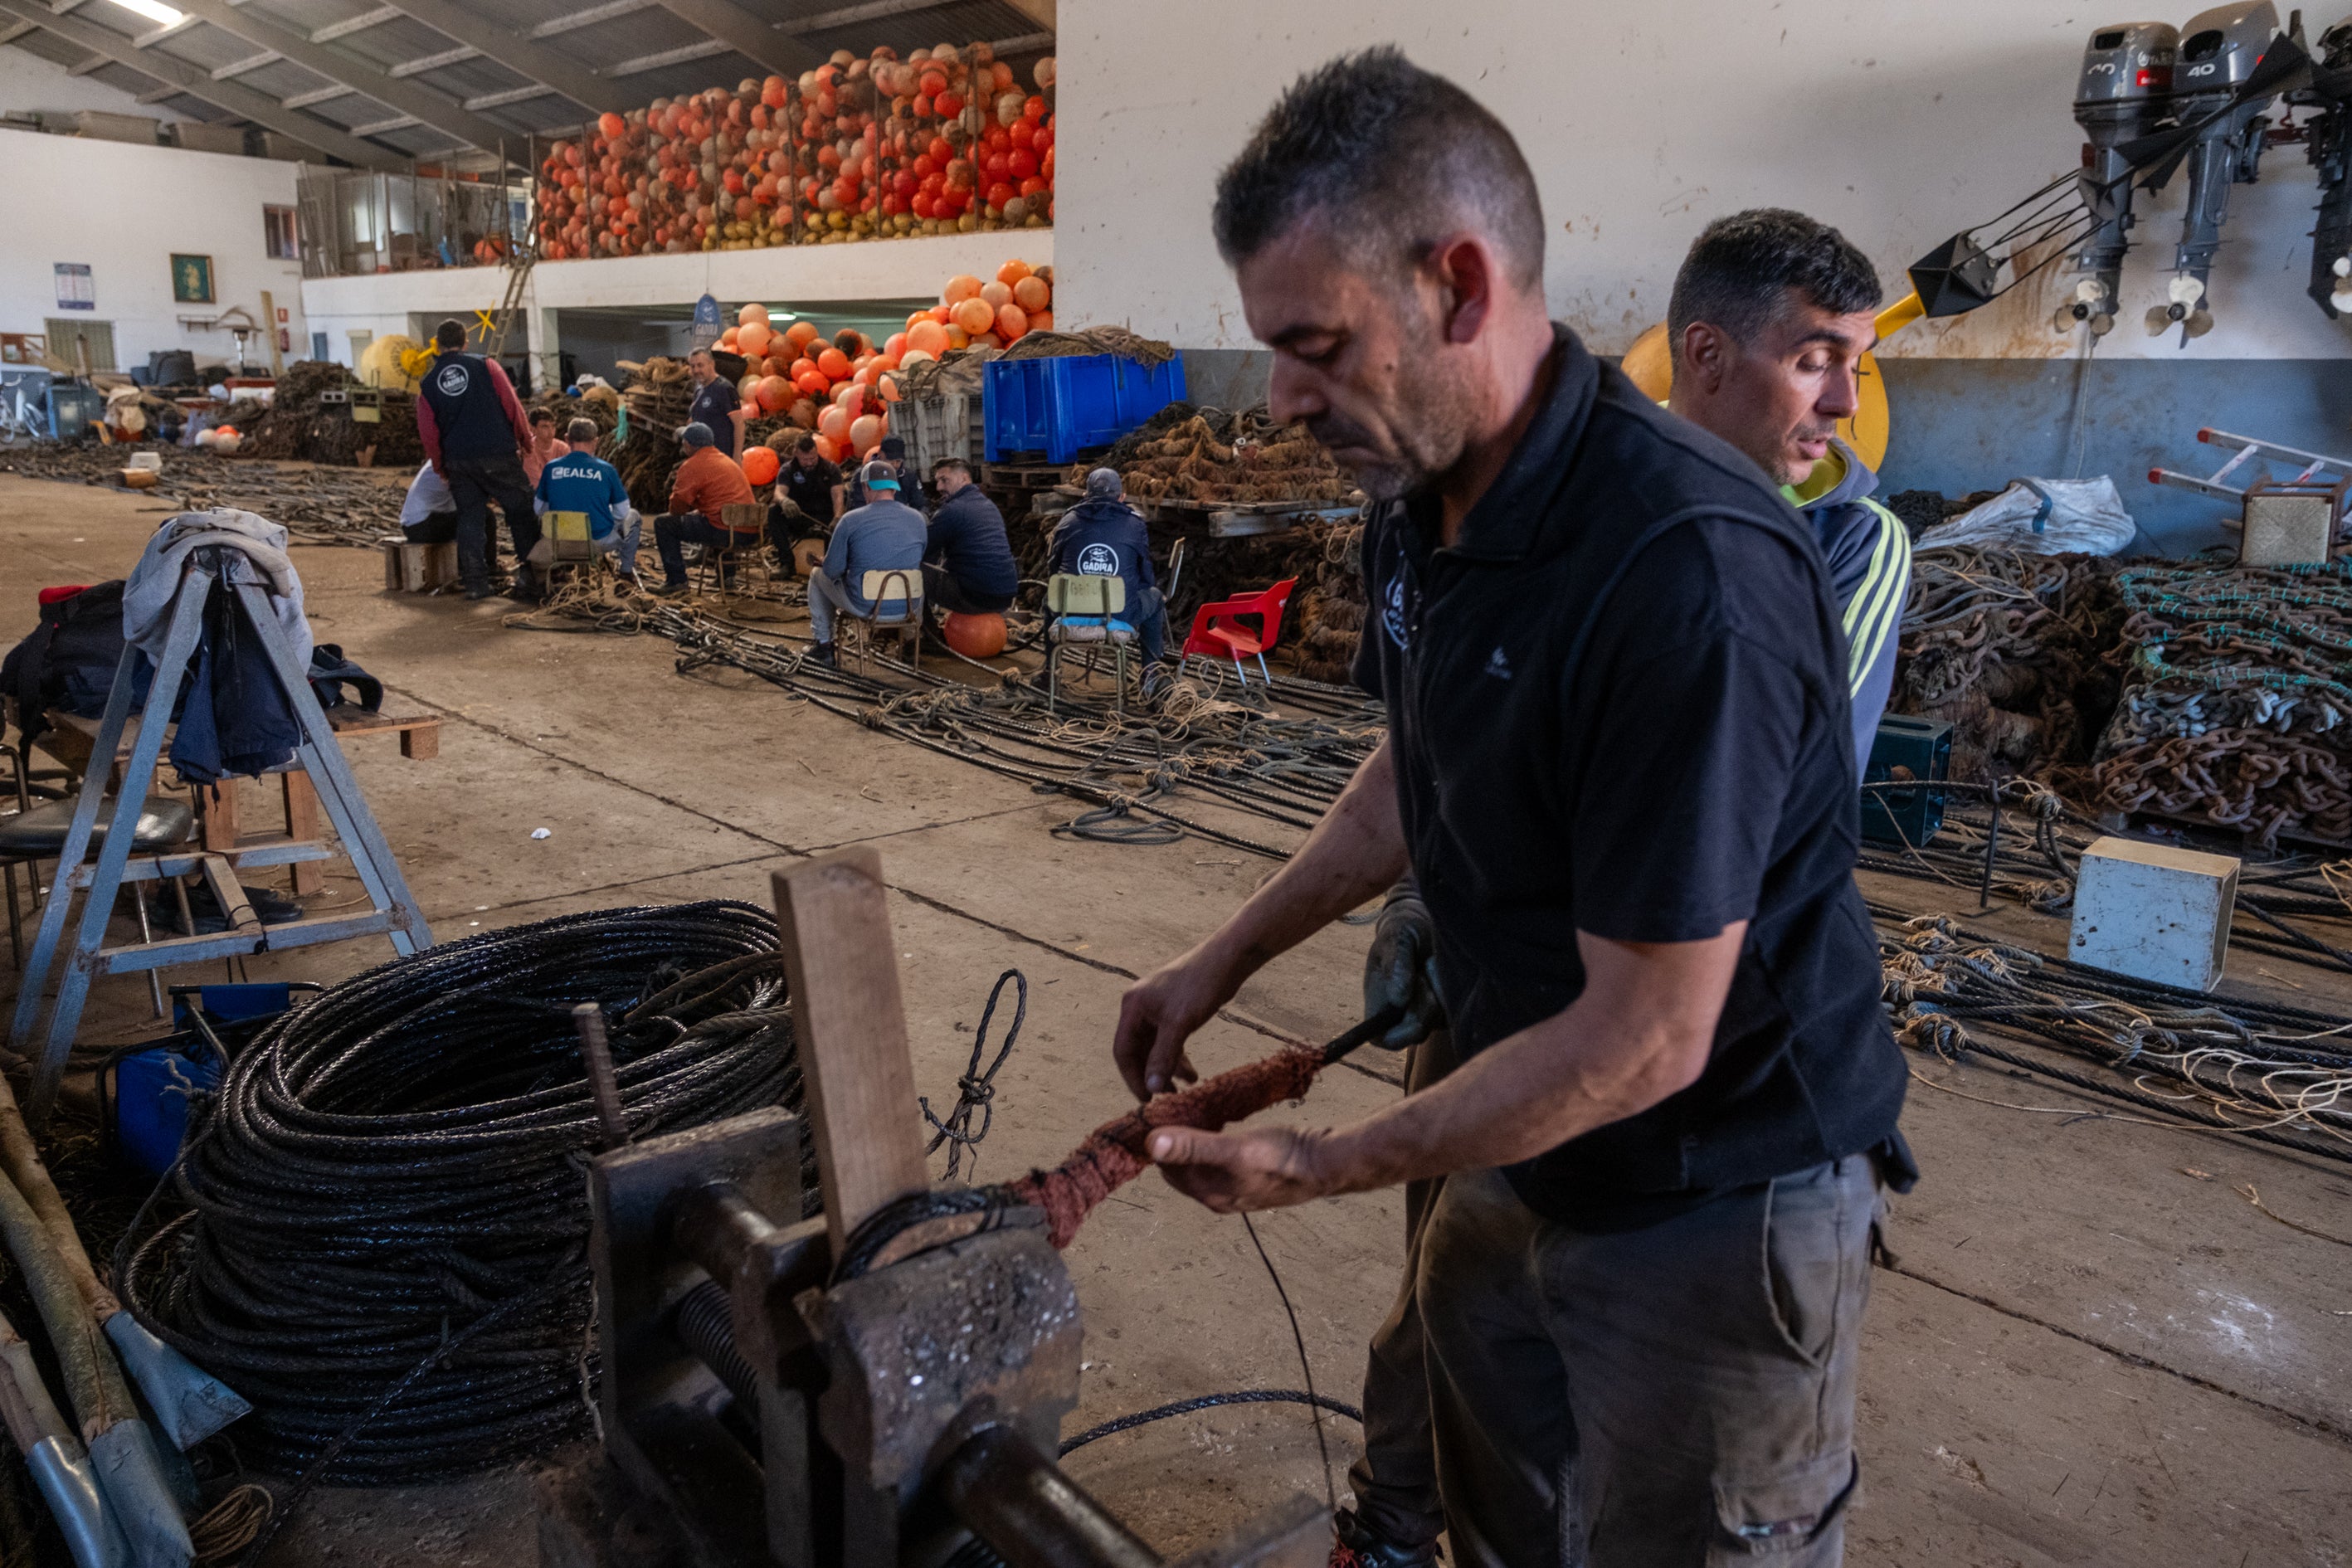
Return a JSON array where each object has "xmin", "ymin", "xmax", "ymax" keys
[{"xmin": 1361, "ymin": 888, "xmax": 1443, "ymax": 1050}]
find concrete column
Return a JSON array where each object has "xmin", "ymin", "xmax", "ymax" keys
[{"xmin": 528, "ymin": 300, "xmax": 562, "ymax": 395}]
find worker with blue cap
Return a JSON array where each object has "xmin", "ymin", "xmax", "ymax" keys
[{"xmin": 806, "ymin": 458, "xmax": 928, "ymax": 665}]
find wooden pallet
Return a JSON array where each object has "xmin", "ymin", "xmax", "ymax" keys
[
  {"xmin": 980, "ymin": 461, "xmax": 1069, "ymax": 491},
  {"xmin": 1132, "ymin": 497, "xmax": 1361, "ymax": 538}
]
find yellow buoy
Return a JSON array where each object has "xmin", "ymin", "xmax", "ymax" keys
[{"xmin": 1616, "ymin": 291, "xmax": 1921, "ymax": 474}]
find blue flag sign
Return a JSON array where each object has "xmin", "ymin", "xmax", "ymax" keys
[{"xmin": 692, "ymin": 293, "xmax": 723, "ymax": 343}]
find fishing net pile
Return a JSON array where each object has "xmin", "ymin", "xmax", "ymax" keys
[
  {"xmin": 240, "ymin": 361, "xmax": 423, "ymax": 469},
  {"xmin": 612, "ymin": 357, "xmax": 696, "ymax": 513},
  {"xmin": 1075, "ymin": 404, "xmax": 1357, "ymax": 507},
  {"xmin": 2091, "ymin": 561, "xmax": 2352, "ymax": 845},
  {"xmin": 1890, "ymin": 546, "xmax": 2124, "ymax": 782}
]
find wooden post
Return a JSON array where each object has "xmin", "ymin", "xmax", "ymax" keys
[
  {"xmin": 769, "ymin": 851, "xmax": 928, "ymax": 1257},
  {"xmin": 281, "ymin": 772, "xmax": 321, "ymax": 895}
]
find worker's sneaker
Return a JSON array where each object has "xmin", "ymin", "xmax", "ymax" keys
[
  {"xmin": 462, "ymin": 582, "xmax": 493, "ymax": 602},
  {"xmin": 1327, "ymin": 1512, "xmax": 1437, "ymax": 1568},
  {"xmin": 806, "ymin": 641, "xmax": 838, "ymax": 668},
  {"xmin": 646, "ymin": 582, "xmax": 689, "ymax": 598}
]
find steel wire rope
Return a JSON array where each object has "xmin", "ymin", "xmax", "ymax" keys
[{"xmin": 115, "ymin": 902, "xmax": 802, "ymax": 1486}]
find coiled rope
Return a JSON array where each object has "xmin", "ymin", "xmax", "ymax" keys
[{"xmin": 117, "ymin": 902, "xmax": 801, "ymax": 1487}]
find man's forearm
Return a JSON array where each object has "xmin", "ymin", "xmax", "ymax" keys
[{"xmin": 1198, "ymin": 738, "xmax": 1408, "ymax": 981}]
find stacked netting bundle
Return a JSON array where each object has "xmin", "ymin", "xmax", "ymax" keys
[{"xmin": 119, "ymin": 902, "xmax": 798, "ymax": 1483}]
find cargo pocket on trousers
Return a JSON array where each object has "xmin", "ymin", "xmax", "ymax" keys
[{"xmin": 1711, "ymin": 1449, "xmax": 1858, "ymax": 1561}]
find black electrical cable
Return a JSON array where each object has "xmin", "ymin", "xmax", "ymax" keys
[
  {"xmin": 116, "ymin": 901, "xmax": 801, "ymax": 1486},
  {"xmin": 1057, "ymin": 1390, "xmax": 1363, "ymax": 1457}
]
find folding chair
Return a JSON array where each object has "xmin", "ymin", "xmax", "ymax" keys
[
  {"xmin": 696, "ymin": 503, "xmax": 767, "ymax": 601},
  {"xmin": 1046, "ymin": 573, "xmax": 1138, "ymax": 718},
  {"xmin": 842, "ymin": 568, "xmax": 923, "ymax": 670}
]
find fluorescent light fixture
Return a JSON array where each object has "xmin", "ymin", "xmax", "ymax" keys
[
  {"xmin": 108, "ymin": 0, "xmax": 186, "ymax": 27},
  {"xmin": 767, "ymin": 310, "xmax": 796, "ymax": 322}
]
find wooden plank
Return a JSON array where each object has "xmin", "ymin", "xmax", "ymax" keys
[
  {"xmin": 281, "ymin": 772, "xmax": 321, "ymax": 895},
  {"xmin": 769, "ymin": 850, "xmax": 928, "ymax": 1255}
]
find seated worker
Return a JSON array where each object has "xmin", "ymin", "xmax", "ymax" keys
[
  {"xmin": 1664, "ymin": 208, "xmax": 1911, "ymax": 772},
  {"xmin": 1049, "ymin": 467, "xmax": 1168, "ymax": 661},
  {"xmin": 522, "ymin": 407, "xmax": 564, "ymax": 486},
  {"xmin": 923, "ymin": 459, "xmax": 1018, "ymax": 616},
  {"xmin": 806, "ymin": 460, "xmax": 928, "ymax": 666},
  {"xmin": 533, "ymin": 416, "xmax": 640, "ymax": 580},
  {"xmin": 768, "ymin": 434, "xmax": 845, "ymax": 563},
  {"xmin": 398, "ymin": 460, "xmax": 494, "ymax": 584},
  {"xmin": 844, "ymin": 435, "xmax": 912, "ymax": 510},
  {"xmin": 649, "ymin": 423, "xmax": 757, "ymax": 596}
]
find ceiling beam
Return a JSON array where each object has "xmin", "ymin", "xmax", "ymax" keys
[
  {"xmin": 134, "ymin": 80, "xmax": 184, "ymax": 100},
  {"xmin": 607, "ymin": 35, "xmax": 724, "ymax": 75},
  {"xmin": 281, "ymin": 81, "xmax": 354, "ymax": 107},
  {"xmin": 387, "ymin": 41, "xmax": 475, "ymax": 76},
  {"xmin": 462, "ymin": 81, "xmax": 552, "ymax": 109},
  {"xmin": 153, "ymin": 0, "xmax": 519, "ymax": 153},
  {"xmin": 66, "ymin": 47, "xmax": 105, "ymax": 71},
  {"xmin": 0, "ymin": 0, "xmax": 406, "ymax": 167},
  {"xmin": 372, "ymin": 0, "xmax": 630, "ymax": 110},
  {"xmin": 648, "ymin": 0, "xmax": 819, "ymax": 76},
  {"xmin": 997, "ymin": 0, "xmax": 1053, "ymax": 31},
  {"xmin": 212, "ymin": 48, "xmax": 280, "ymax": 78},
  {"xmin": 349, "ymin": 112, "xmax": 418, "ymax": 134},
  {"xmin": 309, "ymin": 5, "xmax": 397, "ymax": 43},
  {"xmin": 527, "ymin": 0, "xmax": 649, "ymax": 39},
  {"xmin": 0, "ymin": 18, "xmax": 38, "ymax": 41},
  {"xmin": 989, "ymin": 30, "xmax": 1051, "ymax": 53},
  {"xmin": 134, "ymin": 17, "xmax": 199, "ymax": 46},
  {"xmin": 783, "ymin": 0, "xmax": 938, "ymax": 32}
]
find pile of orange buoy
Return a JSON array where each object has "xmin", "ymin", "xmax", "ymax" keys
[
  {"xmin": 535, "ymin": 43, "xmax": 1054, "ymax": 259},
  {"xmin": 721, "ymin": 257, "xmax": 1045, "ymax": 468}
]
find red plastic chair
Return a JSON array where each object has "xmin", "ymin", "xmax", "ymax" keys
[{"xmin": 1181, "ymin": 577, "xmax": 1298, "ymax": 688}]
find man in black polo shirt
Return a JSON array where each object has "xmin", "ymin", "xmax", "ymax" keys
[
  {"xmin": 685, "ymin": 348, "xmax": 742, "ymax": 458},
  {"xmin": 1111, "ymin": 50, "xmax": 1911, "ymax": 1568}
]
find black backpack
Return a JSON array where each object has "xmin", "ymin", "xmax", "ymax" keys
[{"xmin": 2, "ymin": 581, "xmax": 150, "ymax": 752}]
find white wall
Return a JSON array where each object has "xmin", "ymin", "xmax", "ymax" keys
[
  {"xmin": 1053, "ymin": 0, "xmax": 2352, "ymax": 362},
  {"xmin": 0, "ymin": 46, "xmax": 188, "ymax": 122},
  {"xmin": 298, "ymin": 226, "xmax": 1057, "ymax": 363},
  {"xmin": 1, "ymin": 133, "xmax": 304, "ymax": 375}
]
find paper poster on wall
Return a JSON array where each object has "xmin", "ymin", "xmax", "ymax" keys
[
  {"xmin": 53, "ymin": 264, "xmax": 94, "ymax": 311},
  {"xmin": 171, "ymin": 254, "xmax": 215, "ymax": 304}
]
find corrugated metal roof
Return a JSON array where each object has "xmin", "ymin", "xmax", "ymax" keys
[{"xmin": 3, "ymin": 0, "xmax": 1050, "ymax": 164}]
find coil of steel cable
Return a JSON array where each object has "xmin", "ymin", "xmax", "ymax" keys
[{"xmin": 119, "ymin": 901, "xmax": 800, "ymax": 1484}]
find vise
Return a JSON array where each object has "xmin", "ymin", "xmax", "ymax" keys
[{"xmin": 543, "ymin": 850, "xmax": 1327, "ymax": 1568}]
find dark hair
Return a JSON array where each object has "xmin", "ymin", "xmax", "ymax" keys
[
  {"xmin": 530, "ymin": 407, "xmax": 556, "ymax": 426},
  {"xmin": 1213, "ymin": 47, "xmax": 1544, "ymax": 290},
  {"xmin": 433, "ymin": 319, "xmax": 467, "ymax": 350},
  {"xmin": 1667, "ymin": 209, "xmax": 1882, "ymax": 364},
  {"xmin": 794, "ymin": 434, "xmax": 817, "ymax": 453},
  {"xmin": 933, "ymin": 456, "xmax": 971, "ymax": 477},
  {"xmin": 565, "ymin": 416, "xmax": 599, "ymax": 444}
]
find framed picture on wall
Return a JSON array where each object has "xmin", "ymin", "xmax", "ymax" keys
[{"xmin": 171, "ymin": 254, "xmax": 215, "ymax": 304}]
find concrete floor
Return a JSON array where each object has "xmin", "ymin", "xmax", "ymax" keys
[{"xmin": 2, "ymin": 467, "xmax": 2349, "ymax": 1567}]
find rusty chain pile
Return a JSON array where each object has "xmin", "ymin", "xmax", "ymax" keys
[
  {"xmin": 2092, "ymin": 561, "xmax": 2352, "ymax": 845},
  {"xmin": 1891, "ymin": 545, "xmax": 2123, "ymax": 783}
]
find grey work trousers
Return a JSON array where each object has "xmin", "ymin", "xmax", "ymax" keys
[
  {"xmin": 1419, "ymin": 1157, "xmax": 1881, "ymax": 1568},
  {"xmin": 1345, "ymin": 1029, "xmax": 1455, "ymax": 1551}
]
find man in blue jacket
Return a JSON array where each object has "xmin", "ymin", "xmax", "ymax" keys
[
  {"xmin": 1664, "ymin": 208, "xmax": 1911, "ymax": 772},
  {"xmin": 1048, "ymin": 467, "xmax": 1168, "ymax": 660},
  {"xmin": 416, "ymin": 319, "xmax": 542, "ymax": 601},
  {"xmin": 923, "ymin": 459, "xmax": 1019, "ymax": 617},
  {"xmin": 533, "ymin": 417, "xmax": 640, "ymax": 580}
]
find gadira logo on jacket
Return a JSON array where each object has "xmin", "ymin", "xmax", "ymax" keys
[
  {"xmin": 1383, "ymin": 572, "xmax": 1410, "ymax": 650},
  {"xmin": 434, "ymin": 362, "xmax": 471, "ymax": 397},
  {"xmin": 1076, "ymin": 542, "xmax": 1118, "ymax": 576}
]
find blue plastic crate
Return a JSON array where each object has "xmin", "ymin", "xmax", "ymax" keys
[{"xmin": 983, "ymin": 353, "xmax": 1188, "ymax": 465}]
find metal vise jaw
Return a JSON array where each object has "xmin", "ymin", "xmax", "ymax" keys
[{"xmin": 579, "ymin": 1108, "xmax": 1324, "ymax": 1568}]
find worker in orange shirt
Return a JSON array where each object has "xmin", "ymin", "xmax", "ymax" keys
[{"xmin": 648, "ymin": 423, "xmax": 756, "ymax": 595}]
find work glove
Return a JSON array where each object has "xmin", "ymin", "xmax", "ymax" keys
[{"xmin": 1361, "ymin": 885, "xmax": 1444, "ymax": 1050}]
